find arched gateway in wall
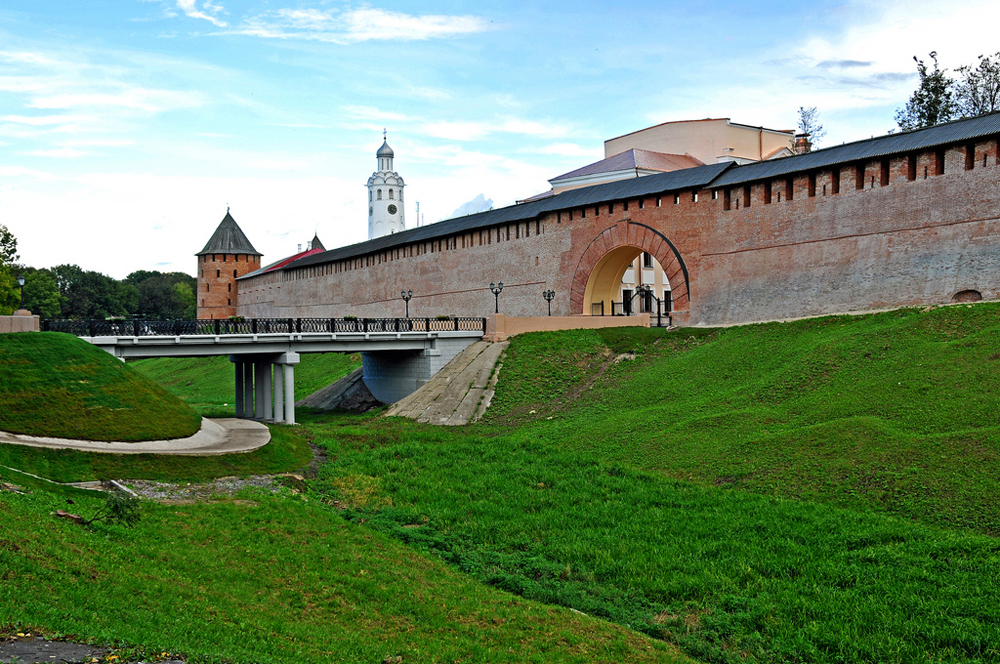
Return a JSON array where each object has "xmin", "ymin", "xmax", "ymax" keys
[{"xmin": 571, "ymin": 221, "xmax": 690, "ymax": 315}]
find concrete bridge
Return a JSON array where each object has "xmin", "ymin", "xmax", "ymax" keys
[{"xmin": 46, "ymin": 317, "xmax": 486, "ymax": 425}]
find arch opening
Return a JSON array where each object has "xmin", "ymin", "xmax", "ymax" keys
[
  {"xmin": 570, "ymin": 221, "xmax": 690, "ymax": 319},
  {"xmin": 583, "ymin": 246, "xmax": 672, "ymax": 316}
]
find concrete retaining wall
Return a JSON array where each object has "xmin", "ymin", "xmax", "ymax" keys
[
  {"xmin": 484, "ymin": 313, "xmax": 650, "ymax": 342},
  {"xmin": 0, "ymin": 313, "xmax": 39, "ymax": 333}
]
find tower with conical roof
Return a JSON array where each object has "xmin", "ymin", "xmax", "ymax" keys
[
  {"xmin": 196, "ymin": 209, "xmax": 262, "ymax": 319},
  {"xmin": 367, "ymin": 131, "xmax": 406, "ymax": 239}
]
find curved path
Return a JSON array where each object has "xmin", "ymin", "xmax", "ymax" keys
[{"xmin": 0, "ymin": 418, "xmax": 270, "ymax": 455}]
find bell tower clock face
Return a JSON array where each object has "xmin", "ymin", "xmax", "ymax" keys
[{"xmin": 387, "ymin": 204, "xmax": 398, "ymax": 215}]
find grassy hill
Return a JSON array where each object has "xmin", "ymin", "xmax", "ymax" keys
[
  {"xmin": 0, "ymin": 332, "xmax": 201, "ymax": 442},
  {"xmin": 3, "ymin": 304, "xmax": 1000, "ymax": 663}
]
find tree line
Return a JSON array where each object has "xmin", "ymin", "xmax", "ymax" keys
[
  {"xmin": 896, "ymin": 52, "xmax": 1000, "ymax": 130},
  {"xmin": 0, "ymin": 224, "xmax": 196, "ymax": 320}
]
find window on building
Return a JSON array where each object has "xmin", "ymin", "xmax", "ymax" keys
[
  {"xmin": 673, "ymin": 193, "xmax": 679, "ymax": 205},
  {"xmin": 643, "ymin": 252, "xmax": 653, "ymax": 268},
  {"xmin": 389, "ymin": 189, "xmax": 394, "ymax": 199},
  {"xmin": 228, "ymin": 283, "xmax": 231, "ymax": 292},
  {"xmin": 935, "ymin": 149, "xmax": 945, "ymax": 175},
  {"xmin": 377, "ymin": 189, "xmax": 382, "ymax": 200},
  {"xmin": 808, "ymin": 173, "xmax": 816, "ymax": 197},
  {"xmin": 216, "ymin": 269, "xmax": 220, "ymax": 277},
  {"xmin": 228, "ymin": 298, "xmax": 231, "ymax": 306},
  {"xmin": 763, "ymin": 182, "xmax": 772, "ymax": 204},
  {"xmin": 233, "ymin": 269, "xmax": 237, "ymax": 277},
  {"xmin": 966, "ymin": 143, "xmax": 975, "ymax": 170}
]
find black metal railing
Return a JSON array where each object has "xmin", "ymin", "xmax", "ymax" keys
[
  {"xmin": 43, "ymin": 316, "xmax": 488, "ymax": 337},
  {"xmin": 607, "ymin": 290, "xmax": 673, "ymax": 327}
]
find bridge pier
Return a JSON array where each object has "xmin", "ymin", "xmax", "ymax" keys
[{"xmin": 231, "ymin": 352, "xmax": 300, "ymax": 424}]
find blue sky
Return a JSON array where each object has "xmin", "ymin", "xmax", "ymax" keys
[{"xmin": 1, "ymin": 0, "xmax": 997, "ymax": 278}]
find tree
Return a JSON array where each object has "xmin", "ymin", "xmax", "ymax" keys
[
  {"xmin": 0, "ymin": 225, "xmax": 20, "ymax": 314},
  {"xmin": 955, "ymin": 52, "xmax": 1000, "ymax": 117},
  {"xmin": 896, "ymin": 52, "xmax": 957, "ymax": 131},
  {"xmin": 126, "ymin": 270, "xmax": 197, "ymax": 319},
  {"xmin": 797, "ymin": 106, "xmax": 826, "ymax": 147},
  {"xmin": 0, "ymin": 225, "xmax": 17, "ymax": 266},
  {"xmin": 53, "ymin": 264, "xmax": 133, "ymax": 320},
  {"xmin": 21, "ymin": 269, "xmax": 64, "ymax": 319}
]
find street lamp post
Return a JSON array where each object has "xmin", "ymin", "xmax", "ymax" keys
[
  {"xmin": 400, "ymin": 289, "xmax": 413, "ymax": 318},
  {"xmin": 16, "ymin": 275, "xmax": 25, "ymax": 311},
  {"xmin": 489, "ymin": 281, "xmax": 504, "ymax": 314},
  {"xmin": 542, "ymin": 289, "xmax": 555, "ymax": 316}
]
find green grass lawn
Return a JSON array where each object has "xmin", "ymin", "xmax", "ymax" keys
[
  {"xmin": 0, "ymin": 332, "xmax": 200, "ymax": 441},
  {"xmin": 0, "ymin": 484, "xmax": 690, "ymax": 664},
  {"xmin": 3, "ymin": 304, "xmax": 1000, "ymax": 663}
]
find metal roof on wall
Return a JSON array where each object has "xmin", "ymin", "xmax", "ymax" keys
[
  {"xmin": 712, "ymin": 111, "xmax": 1000, "ymax": 187},
  {"xmin": 269, "ymin": 111, "xmax": 1000, "ymax": 274},
  {"xmin": 287, "ymin": 161, "xmax": 733, "ymax": 270}
]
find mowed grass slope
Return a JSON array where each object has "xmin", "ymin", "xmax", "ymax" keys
[
  {"xmin": 5, "ymin": 305, "xmax": 1000, "ymax": 663},
  {"xmin": 304, "ymin": 303, "xmax": 1000, "ymax": 663},
  {"xmin": 496, "ymin": 304, "xmax": 1000, "ymax": 535},
  {"xmin": 0, "ymin": 481, "xmax": 690, "ymax": 664},
  {"xmin": 0, "ymin": 332, "xmax": 201, "ymax": 441}
]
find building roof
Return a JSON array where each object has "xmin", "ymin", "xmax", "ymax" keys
[
  {"xmin": 196, "ymin": 211, "xmax": 262, "ymax": 256},
  {"xmin": 310, "ymin": 233, "xmax": 325, "ymax": 251},
  {"xmin": 551, "ymin": 149, "xmax": 703, "ymax": 183},
  {"xmin": 712, "ymin": 111, "xmax": 1000, "ymax": 187},
  {"xmin": 377, "ymin": 139, "xmax": 394, "ymax": 159}
]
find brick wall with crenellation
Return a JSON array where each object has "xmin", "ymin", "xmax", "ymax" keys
[{"xmin": 236, "ymin": 137, "xmax": 1000, "ymax": 327}]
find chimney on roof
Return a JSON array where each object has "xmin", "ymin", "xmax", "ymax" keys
[
  {"xmin": 795, "ymin": 133, "xmax": 812, "ymax": 155},
  {"xmin": 297, "ymin": 243, "xmax": 302, "ymax": 253}
]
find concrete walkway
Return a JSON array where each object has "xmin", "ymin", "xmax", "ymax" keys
[
  {"xmin": 0, "ymin": 418, "xmax": 271, "ymax": 455},
  {"xmin": 386, "ymin": 340, "xmax": 508, "ymax": 426}
]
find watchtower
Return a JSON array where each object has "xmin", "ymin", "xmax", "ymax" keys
[{"xmin": 196, "ymin": 210, "xmax": 262, "ymax": 319}]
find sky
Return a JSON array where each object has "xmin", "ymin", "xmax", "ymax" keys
[{"xmin": 1, "ymin": 0, "xmax": 998, "ymax": 279}]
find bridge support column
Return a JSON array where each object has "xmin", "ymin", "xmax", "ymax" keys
[
  {"xmin": 262, "ymin": 362, "xmax": 273, "ymax": 421},
  {"xmin": 273, "ymin": 363, "xmax": 285, "ymax": 423},
  {"xmin": 254, "ymin": 360, "xmax": 266, "ymax": 418},
  {"xmin": 277, "ymin": 352, "xmax": 300, "ymax": 425},
  {"xmin": 243, "ymin": 361, "xmax": 254, "ymax": 418},
  {"xmin": 234, "ymin": 359, "xmax": 245, "ymax": 418}
]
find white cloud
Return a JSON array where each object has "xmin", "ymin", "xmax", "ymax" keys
[
  {"xmin": 531, "ymin": 143, "xmax": 602, "ymax": 158},
  {"xmin": 422, "ymin": 120, "xmax": 489, "ymax": 141},
  {"xmin": 28, "ymin": 88, "xmax": 205, "ymax": 112},
  {"xmin": 0, "ymin": 166, "xmax": 54, "ymax": 179},
  {"xmin": 232, "ymin": 6, "xmax": 490, "ymax": 44},
  {"xmin": 342, "ymin": 105, "xmax": 410, "ymax": 122},
  {"xmin": 24, "ymin": 148, "xmax": 87, "ymax": 158},
  {"xmin": 175, "ymin": 0, "xmax": 227, "ymax": 27}
]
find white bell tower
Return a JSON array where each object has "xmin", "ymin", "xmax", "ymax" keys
[{"xmin": 367, "ymin": 130, "xmax": 406, "ymax": 239}]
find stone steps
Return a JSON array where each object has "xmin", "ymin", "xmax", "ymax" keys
[{"xmin": 385, "ymin": 340, "xmax": 508, "ymax": 426}]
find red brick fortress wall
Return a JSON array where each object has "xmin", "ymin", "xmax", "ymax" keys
[
  {"xmin": 236, "ymin": 137, "xmax": 1000, "ymax": 327},
  {"xmin": 197, "ymin": 253, "xmax": 262, "ymax": 319}
]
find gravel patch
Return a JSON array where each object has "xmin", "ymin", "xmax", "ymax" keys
[{"xmin": 123, "ymin": 475, "xmax": 300, "ymax": 502}]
